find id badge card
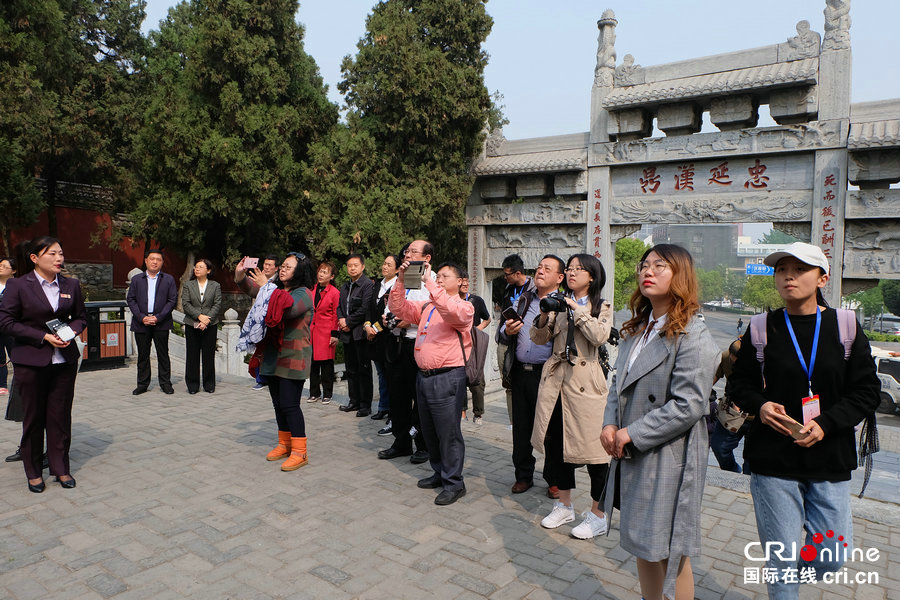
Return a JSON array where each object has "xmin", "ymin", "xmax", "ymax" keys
[{"xmin": 801, "ymin": 395, "xmax": 821, "ymax": 425}]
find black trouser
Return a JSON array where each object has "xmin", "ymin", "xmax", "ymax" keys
[
  {"xmin": 184, "ymin": 326, "xmax": 217, "ymax": 393},
  {"xmin": 16, "ymin": 363, "xmax": 77, "ymax": 480},
  {"xmin": 387, "ymin": 338, "xmax": 424, "ymax": 453},
  {"xmin": 545, "ymin": 397, "xmax": 608, "ymax": 501},
  {"xmin": 343, "ymin": 339, "xmax": 372, "ymax": 409},
  {"xmin": 267, "ymin": 376, "xmax": 306, "ymax": 437},
  {"xmin": 309, "ymin": 359, "xmax": 335, "ymax": 398},
  {"xmin": 510, "ymin": 360, "xmax": 555, "ymax": 485},
  {"xmin": 134, "ymin": 328, "xmax": 171, "ymax": 389}
]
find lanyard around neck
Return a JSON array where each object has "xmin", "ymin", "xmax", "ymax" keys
[{"xmin": 783, "ymin": 307, "xmax": 821, "ymax": 395}]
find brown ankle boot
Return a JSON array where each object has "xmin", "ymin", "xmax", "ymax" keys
[
  {"xmin": 266, "ymin": 431, "xmax": 291, "ymax": 461},
  {"xmin": 281, "ymin": 437, "xmax": 307, "ymax": 471}
]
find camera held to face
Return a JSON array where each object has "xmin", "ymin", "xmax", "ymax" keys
[{"xmin": 539, "ymin": 291, "xmax": 568, "ymax": 313}]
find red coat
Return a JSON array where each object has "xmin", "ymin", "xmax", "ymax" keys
[{"xmin": 309, "ymin": 284, "xmax": 340, "ymax": 361}]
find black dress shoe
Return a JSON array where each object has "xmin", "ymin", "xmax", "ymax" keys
[
  {"xmin": 377, "ymin": 447, "xmax": 412, "ymax": 460},
  {"xmin": 54, "ymin": 476, "xmax": 76, "ymax": 489},
  {"xmin": 28, "ymin": 480, "xmax": 45, "ymax": 493},
  {"xmin": 161, "ymin": 386, "xmax": 175, "ymax": 395},
  {"xmin": 5, "ymin": 448, "xmax": 21, "ymax": 462},
  {"xmin": 204, "ymin": 388, "xmax": 215, "ymax": 394},
  {"xmin": 417, "ymin": 474, "xmax": 442, "ymax": 489},
  {"xmin": 132, "ymin": 387, "xmax": 148, "ymax": 396},
  {"xmin": 410, "ymin": 449, "xmax": 429, "ymax": 464},
  {"xmin": 370, "ymin": 410, "xmax": 389, "ymax": 420},
  {"xmin": 339, "ymin": 404, "xmax": 359, "ymax": 412},
  {"xmin": 435, "ymin": 487, "xmax": 466, "ymax": 505},
  {"xmin": 355, "ymin": 408, "xmax": 371, "ymax": 417}
]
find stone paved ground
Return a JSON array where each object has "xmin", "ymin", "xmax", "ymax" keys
[{"xmin": 1, "ymin": 363, "xmax": 899, "ymax": 600}]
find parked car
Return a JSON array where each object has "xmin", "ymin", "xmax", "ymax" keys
[{"xmin": 872, "ymin": 347, "xmax": 900, "ymax": 415}]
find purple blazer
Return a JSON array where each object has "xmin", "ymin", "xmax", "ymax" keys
[
  {"xmin": 126, "ymin": 270, "xmax": 177, "ymax": 332},
  {"xmin": 0, "ymin": 272, "xmax": 87, "ymax": 367}
]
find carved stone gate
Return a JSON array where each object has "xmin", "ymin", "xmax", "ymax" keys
[{"xmin": 468, "ymin": 1, "xmax": 900, "ymax": 307}]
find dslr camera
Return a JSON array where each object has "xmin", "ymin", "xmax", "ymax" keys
[{"xmin": 539, "ymin": 291, "xmax": 568, "ymax": 313}]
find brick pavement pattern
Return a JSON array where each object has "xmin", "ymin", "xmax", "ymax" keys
[{"xmin": 1, "ymin": 364, "xmax": 899, "ymax": 599}]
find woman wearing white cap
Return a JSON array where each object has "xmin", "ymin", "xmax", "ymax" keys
[{"xmin": 729, "ymin": 242, "xmax": 880, "ymax": 600}]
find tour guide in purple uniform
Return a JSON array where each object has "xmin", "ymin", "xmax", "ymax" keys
[{"xmin": 388, "ymin": 257, "xmax": 474, "ymax": 506}]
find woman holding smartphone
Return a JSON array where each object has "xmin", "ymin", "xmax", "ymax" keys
[
  {"xmin": 530, "ymin": 253, "xmax": 613, "ymax": 539},
  {"xmin": 0, "ymin": 237, "xmax": 86, "ymax": 492},
  {"xmin": 729, "ymin": 243, "xmax": 879, "ymax": 599},
  {"xmin": 600, "ymin": 244, "xmax": 717, "ymax": 600}
]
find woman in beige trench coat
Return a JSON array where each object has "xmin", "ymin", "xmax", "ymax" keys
[{"xmin": 530, "ymin": 253, "xmax": 612, "ymax": 539}]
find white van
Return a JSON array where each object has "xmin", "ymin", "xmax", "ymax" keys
[{"xmin": 872, "ymin": 346, "xmax": 900, "ymax": 414}]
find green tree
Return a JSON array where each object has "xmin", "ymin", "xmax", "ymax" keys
[
  {"xmin": 304, "ymin": 0, "xmax": 495, "ymax": 266},
  {"xmin": 696, "ymin": 267, "xmax": 724, "ymax": 303},
  {"xmin": 759, "ymin": 228, "xmax": 800, "ymax": 244},
  {"xmin": 0, "ymin": 0, "xmax": 146, "ymax": 247},
  {"xmin": 723, "ymin": 269, "xmax": 746, "ymax": 302},
  {"xmin": 613, "ymin": 237, "xmax": 648, "ymax": 310},
  {"xmin": 846, "ymin": 285, "xmax": 883, "ymax": 324},
  {"xmin": 882, "ymin": 280, "xmax": 900, "ymax": 316},
  {"xmin": 742, "ymin": 275, "xmax": 783, "ymax": 311},
  {"xmin": 131, "ymin": 0, "xmax": 337, "ymax": 263}
]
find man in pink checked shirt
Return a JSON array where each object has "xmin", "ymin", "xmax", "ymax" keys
[{"xmin": 388, "ymin": 249, "xmax": 474, "ymax": 506}]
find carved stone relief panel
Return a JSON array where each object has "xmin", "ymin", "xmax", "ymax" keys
[
  {"xmin": 842, "ymin": 220, "xmax": 900, "ymax": 279},
  {"xmin": 486, "ymin": 226, "xmax": 584, "ymax": 250},
  {"xmin": 479, "ymin": 178, "xmax": 513, "ymax": 199},
  {"xmin": 848, "ymin": 150, "xmax": 900, "ymax": 186},
  {"xmin": 611, "ymin": 224, "xmax": 642, "ymax": 241},
  {"xmin": 591, "ymin": 120, "xmax": 845, "ymax": 166},
  {"xmin": 610, "ymin": 191, "xmax": 812, "ymax": 224},
  {"xmin": 466, "ymin": 201, "xmax": 586, "ymax": 226},
  {"xmin": 486, "ymin": 247, "xmax": 583, "ymax": 269},
  {"xmin": 769, "ymin": 87, "xmax": 817, "ymax": 125},
  {"xmin": 774, "ymin": 222, "xmax": 812, "ymax": 240},
  {"xmin": 845, "ymin": 189, "xmax": 900, "ymax": 219},
  {"xmin": 709, "ymin": 95, "xmax": 758, "ymax": 131},
  {"xmin": 517, "ymin": 175, "xmax": 550, "ymax": 197},
  {"xmin": 554, "ymin": 172, "xmax": 587, "ymax": 196}
]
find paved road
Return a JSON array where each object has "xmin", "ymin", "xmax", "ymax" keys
[{"xmin": 1, "ymin": 362, "xmax": 899, "ymax": 599}]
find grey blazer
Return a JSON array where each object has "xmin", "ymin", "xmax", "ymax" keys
[
  {"xmin": 601, "ymin": 315, "xmax": 717, "ymax": 589},
  {"xmin": 181, "ymin": 279, "xmax": 222, "ymax": 328}
]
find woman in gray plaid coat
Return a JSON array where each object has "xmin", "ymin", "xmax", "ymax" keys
[{"xmin": 600, "ymin": 244, "xmax": 717, "ymax": 600}]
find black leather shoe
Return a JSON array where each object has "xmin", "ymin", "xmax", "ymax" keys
[
  {"xmin": 339, "ymin": 404, "xmax": 359, "ymax": 412},
  {"xmin": 370, "ymin": 410, "xmax": 389, "ymax": 420},
  {"xmin": 378, "ymin": 447, "xmax": 412, "ymax": 460},
  {"xmin": 204, "ymin": 388, "xmax": 215, "ymax": 394},
  {"xmin": 28, "ymin": 480, "xmax": 45, "ymax": 493},
  {"xmin": 355, "ymin": 408, "xmax": 371, "ymax": 417},
  {"xmin": 5, "ymin": 448, "xmax": 21, "ymax": 462},
  {"xmin": 55, "ymin": 476, "xmax": 76, "ymax": 489},
  {"xmin": 435, "ymin": 487, "xmax": 466, "ymax": 505},
  {"xmin": 161, "ymin": 386, "xmax": 174, "ymax": 395},
  {"xmin": 132, "ymin": 387, "xmax": 148, "ymax": 396},
  {"xmin": 417, "ymin": 474, "xmax": 442, "ymax": 489},
  {"xmin": 410, "ymin": 449, "xmax": 429, "ymax": 464}
]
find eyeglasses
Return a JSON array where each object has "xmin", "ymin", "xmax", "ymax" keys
[
  {"xmin": 564, "ymin": 266, "xmax": 586, "ymax": 274},
  {"xmin": 502, "ymin": 270, "xmax": 518, "ymax": 279},
  {"xmin": 404, "ymin": 248, "xmax": 423, "ymax": 256},
  {"xmin": 637, "ymin": 261, "xmax": 670, "ymax": 275}
]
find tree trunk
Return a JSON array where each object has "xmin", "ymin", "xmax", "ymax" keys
[{"xmin": 175, "ymin": 250, "xmax": 195, "ymax": 312}]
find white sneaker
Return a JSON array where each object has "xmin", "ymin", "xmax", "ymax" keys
[
  {"xmin": 306, "ymin": 396, "xmax": 319, "ymax": 403},
  {"xmin": 473, "ymin": 416, "xmax": 483, "ymax": 426},
  {"xmin": 540, "ymin": 501, "xmax": 575, "ymax": 529},
  {"xmin": 321, "ymin": 397, "xmax": 331, "ymax": 405},
  {"xmin": 570, "ymin": 511, "xmax": 608, "ymax": 539}
]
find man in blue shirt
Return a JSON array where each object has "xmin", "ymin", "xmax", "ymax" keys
[{"xmin": 503, "ymin": 255, "xmax": 565, "ymax": 496}]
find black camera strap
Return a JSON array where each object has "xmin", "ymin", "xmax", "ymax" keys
[{"xmin": 564, "ymin": 307, "xmax": 577, "ymax": 366}]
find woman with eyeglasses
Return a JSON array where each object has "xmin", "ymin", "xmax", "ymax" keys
[
  {"xmin": 530, "ymin": 253, "xmax": 613, "ymax": 540},
  {"xmin": 599, "ymin": 244, "xmax": 717, "ymax": 600},
  {"xmin": 253, "ymin": 252, "xmax": 317, "ymax": 471}
]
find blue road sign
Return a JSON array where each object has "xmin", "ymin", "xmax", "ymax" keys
[{"xmin": 746, "ymin": 264, "xmax": 774, "ymax": 276}]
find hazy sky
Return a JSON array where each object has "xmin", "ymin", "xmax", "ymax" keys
[{"xmin": 141, "ymin": 0, "xmax": 900, "ymax": 140}]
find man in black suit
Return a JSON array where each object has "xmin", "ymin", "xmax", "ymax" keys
[
  {"xmin": 126, "ymin": 249, "xmax": 178, "ymax": 395},
  {"xmin": 336, "ymin": 254, "xmax": 375, "ymax": 416}
]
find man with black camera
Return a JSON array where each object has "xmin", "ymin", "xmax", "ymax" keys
[
  {"xmin": 377, "ymin": 240, "xmax": 431, "ymax": 463},
  {"xmin": 496, "ymin": 254, "xmax": 536, "ymax": 423},
  {"xmin": 503, "ymin": 255, "xmax": 565, "ymax": 497}
]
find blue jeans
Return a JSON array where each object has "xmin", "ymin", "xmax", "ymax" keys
[
  {"xmin": 710, "ymin": 419, "xmax": 752, "ymax": 474},
  {"xmin": 750, "ymin": 474, "xmax": 851, "ymax": 599},
  {"xmin": 374, "ymin": 360, "xmax": 390, "ymax": 412}
]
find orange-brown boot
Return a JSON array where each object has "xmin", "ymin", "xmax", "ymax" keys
[
  {"xmin": 281, "ymin": 437, "xmax": 308, "ymax": 471},
  {"xmin": 266, "ymin": 431, "xmax": 291, "ymax": 461}
]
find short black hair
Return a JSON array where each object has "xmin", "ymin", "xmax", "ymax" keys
[
  {"xmin": 277, "ymin": 252, "xmax": 316, "ymax": 290},
  {"xmin": 501, "ymin": 254, "xmax": 524, "ymax": 274},
  {"xmin": 190, "ymin": 258, "xmax": 215, "ymax": 279},
  {"xmin": 540, "ymin": 254, "xmax": 565, "ymax": 274},
  {"xmin": 346, "ymin": 253, "xmax": 365, "ymax": 266},
  {"xmin": 144, "ymin": 248, "xmax": 163, "ymax": 259},
  {"xmin": 263, "ymin": 255, "xmax": 279, "ymax": 264},
  {"xmin": 436, "ymin": 262, "xmax": 464, "ymax": 278},
  {"xmin": 421, "ymin": 242, "xmax": 434, "ymax": 259},
  {"xmin": 0, "ymin": 256, "xmax": 16, "ymax": 272},
  {"xmin": 459, "ymin": 267, "xmax": 469, "ymax": 280}
]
